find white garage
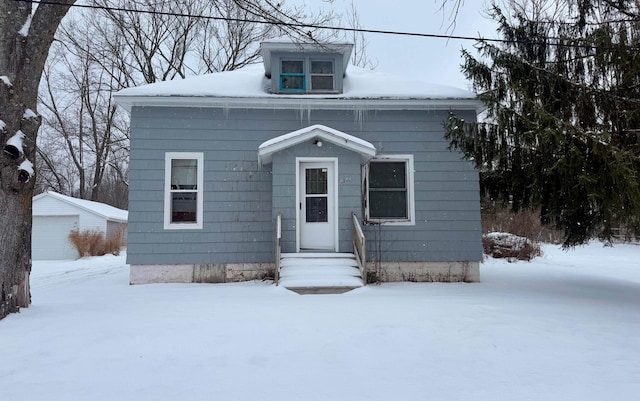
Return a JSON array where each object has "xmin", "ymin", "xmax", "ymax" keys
[{"xmin": 32, "ymin": 191, "xmax": 128, "ymax": 260}]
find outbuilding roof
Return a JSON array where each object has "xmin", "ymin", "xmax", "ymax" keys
[{"xmin": 33, "ymin": 191, "xmax": 128, "ymax": 222}]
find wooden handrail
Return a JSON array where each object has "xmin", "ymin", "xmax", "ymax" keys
[
  {"xmin": 275, "ymin": 213, "xmax": 282, "ymax": 285},
  {"xmin": 352, "ymin": 213, "xmax": 366, "ymax": 286}
]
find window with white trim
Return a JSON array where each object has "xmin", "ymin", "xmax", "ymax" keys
[
  {"xmin": 164, "ymin": 152, "xmax": 203, "ymax": 229},
  {"xmin": 364, "ymin": 155, "xmax": 415, "ymax": 225}
]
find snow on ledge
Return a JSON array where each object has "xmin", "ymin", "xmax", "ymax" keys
[
  {"xmin": 23, "ymin": 109, "xmax": 38, "ymax": 119},
  {"xmin": 18, "ymin": 14, "xmax": 32, "ymax": 37}
]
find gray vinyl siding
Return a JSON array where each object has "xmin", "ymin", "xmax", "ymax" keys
[{"xmin": 127, "ymin": 106, "xmax": 481, "ymax": 265}]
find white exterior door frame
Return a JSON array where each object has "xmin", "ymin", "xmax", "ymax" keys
[{"xmin": 295, "ymin": 157, "xmax": 339, "ymax": 252}]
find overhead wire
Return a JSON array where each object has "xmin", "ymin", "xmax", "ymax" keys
[{"xmin": 11, "ymin": 0, "xmax": 640, "ymax": 50}]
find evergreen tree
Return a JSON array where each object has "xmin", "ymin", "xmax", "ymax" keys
[{"xmin": 445, "ymin": 0, "xmax": 640, "ymax": 246}]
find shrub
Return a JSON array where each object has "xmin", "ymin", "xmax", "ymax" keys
[
  {"xmin": 68, "ymin": 229, "xmax": 122, "ymax": 258},
  {"xmin": 482, "ymin": 232, "xmax": 541, "ymax": 261},
  {"xmin": 104, "ymin": 229, "xmax": 123, "ymax": 256},
  {"xmin": 481, "ymin": 201, "xmax": 563, "ymax": 244}
]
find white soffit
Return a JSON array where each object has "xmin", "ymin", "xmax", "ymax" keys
[{"xmin": 258, "ymin": 125, "xmax": 376, "ymax": 165}]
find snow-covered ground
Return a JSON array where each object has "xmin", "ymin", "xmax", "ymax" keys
[{"xmin": 1, "ymin": 243, "xmax": 639, "ymax": 401}]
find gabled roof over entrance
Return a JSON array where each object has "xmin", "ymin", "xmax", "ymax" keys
[{"xmin": 258, "ymin": 125, "xmax": 376, "ymax": 165}]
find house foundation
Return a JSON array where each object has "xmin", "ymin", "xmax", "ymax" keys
[
  {"xmin": 367, "ymin": 261, "xmax": 480, "ymax": 283},
  {"xmin": 129, "ymin": 261, "xmax": 480, "ymax": 284}
]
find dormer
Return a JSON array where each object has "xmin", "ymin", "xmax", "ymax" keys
[{"xmin": 260, "ymin": 39, "xmax": 353, "ymax": 95}]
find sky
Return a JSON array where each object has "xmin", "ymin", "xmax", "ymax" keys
[{"xmin": 327, "ymin": 0, "xmax": 498, "ymax": 89}]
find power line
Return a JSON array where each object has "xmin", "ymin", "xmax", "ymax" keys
[{"xmin": 11, "ymin": 0, "xmax": 640, "ymax": 50}]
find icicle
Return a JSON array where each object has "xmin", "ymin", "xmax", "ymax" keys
[
  {"xmin": 4, "ymin": 131, "xmax": 25, "ymax": 159},
  {"xmin": 354, "ymin": 108, "xmax": 367, "ymax": 129}
]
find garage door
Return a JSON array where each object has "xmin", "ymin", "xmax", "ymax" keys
[{"xmin": 32, "ymin": 215, "xmax": 79, "ymax": 260}]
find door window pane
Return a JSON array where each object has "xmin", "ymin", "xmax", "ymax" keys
[
  {"xmin": 305, "ymin": 168, "xmax": 327, "ymax": 195},
  {"xmin": 306, "ymin": 196, "xmax": 328, "ymax": 222}
]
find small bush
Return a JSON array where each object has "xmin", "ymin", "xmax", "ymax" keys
[
  {"xmin": 481, "ymin": 201, "xmax": 563, "ymax": 244},
  {"xmin": 482, "ymin": 232, "xmax": 541, "ymax": 261},
  {"xmin": 68, "ymin": 229, "xmax": 122, "ymax": 258},
  {"xmin": 104, "ymin": 229, "xmax": 124, "ymax": 256}
]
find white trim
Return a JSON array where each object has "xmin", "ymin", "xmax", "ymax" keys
[
  {"xmin": 164, "ymin": 152, "xmax": 204, "ymax": 230},
  {"xmin": 258, "ymin": 124, "xmax": 375, "ymax": 165},
  {"xmin": 364, "ymin": 154, "xmax": 416, "ymax": 226},
  {"xmin": 114, "ymin": 95, "xmax": 483, "ymax": 114},
  {"xmin": 295, "ymin": 157, "xmax": 339, "ymax": 252}
]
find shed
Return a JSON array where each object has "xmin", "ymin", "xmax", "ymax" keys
[{"xmin": 32, "ymin": 191, "xmax": 128, "ymax": 260}]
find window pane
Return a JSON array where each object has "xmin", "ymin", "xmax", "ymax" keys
[
  {"xmin": 311, "ymin": 61, "xmax": 333, "ymax": 74},
  {"xmin": 171, "ymin": 192, "xmax": 197, "ymax": 223},
  {"xmin": 369, "ymin": 190, "xmax": 407, "ymax": 219},
  {"xmin": 369, "ymin": 162, "xmax": 406, "ymax": 189},
  {"xmin": 306, "ymin": 196, "xmax": 328, "ymax": 222},
  {"xmin": 282, "ymin": 60, "xmax": 303, "ymax": 73},
  {"xmin": 171, "ymin": 159, "xmax": 198, "ymax": 189},
  {"xmin": 281, "ymin": 75, "xmax": 304, "ymax": 90},
  {"xmin": 305, "ymin": 168, "xmax": 327, "ymax": 195},
  {"xmin": 311, "ymin": 75, "xmax": 334, "ymax": 90}
]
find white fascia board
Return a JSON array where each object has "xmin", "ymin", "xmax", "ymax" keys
[
  {"xmin": 115, "ymin": 95, "xmax": 484, "ymax": 114},
  {"xmin": 258, "ymin": 125, "xmax": 376, "ymax": 165}
]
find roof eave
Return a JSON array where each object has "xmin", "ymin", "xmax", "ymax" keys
[{"xmin": 114, "ymin": 95, "xmax": 484, "ymax": 114}]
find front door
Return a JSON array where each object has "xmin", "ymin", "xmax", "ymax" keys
[{"xmin": 298, "ymin": 161, "xmax": 337, "ymax": 251}]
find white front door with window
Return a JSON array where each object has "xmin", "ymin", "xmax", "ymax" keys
[{"xmin": 298, "ymin": 159, "xmax": 337, "ymax": 251}]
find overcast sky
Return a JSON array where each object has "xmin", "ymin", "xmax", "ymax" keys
[{"xmin": 326, "ymin": 0, "xmax": 498, "ymax": 90}]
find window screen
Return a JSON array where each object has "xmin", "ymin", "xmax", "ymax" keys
[{"xmin": 368, "ymin": 161, "xmax": 408, "ymax": 219}]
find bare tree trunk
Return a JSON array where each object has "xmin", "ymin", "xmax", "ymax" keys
[{"xmin": 0, "ymin": 0, "xmax": 74, "ymax": 319}]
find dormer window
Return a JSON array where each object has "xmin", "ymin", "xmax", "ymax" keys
[
  {"xmin": 280, "ymin": 60, "xmax": 305, "ymax": 92},
  {"xmin": 278, "ymin": 57, "xmax": 337, "ymax": 94},
  {"xmin": 261, "ymin": 40, "xmax": 352, "ymax": 95},
  {"xmin": 310, "ymin": 60, "xmax": 334, "ymax": 90}
]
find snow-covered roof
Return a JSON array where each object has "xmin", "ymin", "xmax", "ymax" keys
[
  {"xmin": 114, "ymin": 64, "xmax": 481, "ymax": 112},
  {"xmin": 258, "ymin": 124, "xmax": 376, "ymax": 165},
  {"xmin": 33, "ymin": 191, "xmax": 128, "ymax": 222}
]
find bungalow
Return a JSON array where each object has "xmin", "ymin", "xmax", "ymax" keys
[{"xmin": 115, "ymin": 39, "xmax": 483, "ymax": 291}]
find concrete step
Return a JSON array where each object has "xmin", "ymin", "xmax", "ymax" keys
[
  {"xmin": 280, "ymin": 265, "xmax": 361, "ymax": 278},
  {"xmin": 277, "ymin": 252, "xmax": 364, "ymax": 294}
]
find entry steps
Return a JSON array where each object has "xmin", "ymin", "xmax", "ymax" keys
[{"xmin": 278, "ymin": 253, "xmax": 364, "ymax": 294}]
